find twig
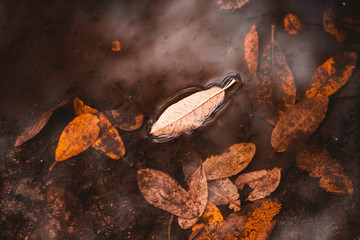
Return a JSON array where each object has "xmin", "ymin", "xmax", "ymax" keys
[{"xmin": 168, "ymin": 215, "xmax": 174, "ymax": 240}]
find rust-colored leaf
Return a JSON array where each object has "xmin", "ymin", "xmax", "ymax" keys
[
  {"xmin": 55, "ymin": 113, "xmax": 100, "ymax": 162},
  {"xmin": 296, "ymin": 146, "xmax": 353, "ymax": 195},
  {"xmin": 244, "ymin": 24, "xmax": 259, "ymax": 76},
  {"xmin": 203, "ymin": 143, "xmax": 256, "ymax": 180},
  {"xmin": 284, "ymin": 13, "xmax": 304, "ymax": 35},
  {"xmin": 257, "ymin": 25, "xmax": 296, "ymax": 124},
  {"xmin": 111, "ymin": 41, "xmax": 122, "ymax": 52},
  {"xmin": 305, "ymin": 52, "xmax": 357, "ymax": 98},
  {"xmin": 73, "ymin": 97, "xmax": 98, "ymax": 116},
  {"xmin": 323, "ymin": 0, "xmax": 347, "ymax": 42},
  {"xmin": 137, "ymin": 168, "xmax": 199, "ymax": 219},
  {"xmin": 239, "ymin": 198, "xmax": 281, "ymax": 240},
  {"xmin": 217, "ymin": 0, "xmax": 250, "ymax": 10},
  {"xmin": 201, "ymin": 202, "xmax": 224, "ymax": 224},
  {"xmin": 103, "ymin": 110, "xmax": 143, "ymax": 131},
  {"xmin": 208, "ymin": 178, "xmax": 241, "ymax": 211},
  {"xmin": 271, "ymin": 97, "xmax": 329, "ymax": 152},
  {"xmin": 235, "ymin": 168, "xmax": 281, "ymax": 201}
]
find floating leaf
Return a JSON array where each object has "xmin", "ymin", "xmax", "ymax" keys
[
  {"xmin": 178, "ymin": 167, "xmax": 208, "ymax": 229},
  {"xmin": 257, "ymin": 25, "xmax": 296, "ymax": 124},
  {"xmin": 208, "ymin": 178, "xmax": 241, "ymax": 211},
  {"xmin": 14, "ymin": 99, "xmax": 69, "ymax": 147},
  {"xmin": 203, "ymin": 143, "xmax": 256, "ymax": 180},
  {"xmin": 150, "ymin": 78, "xmax": 237, "ymax": 138},
  {"xmin": 235, "ymin": 168, "xmax": 281, "ymax": 201},
  {"xmin": 239, "ymin": 199, "xmax": 281, "ymax": 240},
  {"xmin": 305, "ymin": 52, "xmax": 357, "ymax": 98},
  {"xmin": 271, "ymin": 97, "xmax": 329, "ymax": 152},
  {"xmin": 103, "ymin": 110, "xmax": 143, "ymax": 131},
  {"xmin": 73, "ymin": 97, "xmax": 98, "ymax": 116},
  {"xmin": 284, "ymin": 13, "xmax": 304, "ymax": 35},
  {"xmin": 55, "ymin": 113, "xmax": 100, "ymax": 162},
  {"xmin": 137, "ymin": 168, "xmax": 198, "ymax": 219},
  {"xmin": 217, "ymin": 0, "xmax": 250, "ymax": 10},
  {"xmin": 244, "ymin": 24, "xmax": 259, "ymax": 76},
  {"xmin": 296, "ymin": 146, "xmax": 353, "ymax": 195},
  {"xmin": 323, "ymin": 0, "xmax": 347, "ymax": 42}
]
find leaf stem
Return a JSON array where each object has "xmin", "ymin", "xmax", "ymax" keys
[{"xmin": 49, "ymin": 161, "xmax": 57, "ymax": 171}]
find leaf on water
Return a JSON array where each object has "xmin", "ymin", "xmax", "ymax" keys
[
  {"xmin": 55, "ymin": 113, "xmax": 100, "ymax": 162},
  {"xmin": 203, "ymin": 143, "xmax": 256, "ymax": 180},
  {"xmin": 92, "ymin": 113, "xmax": 125, "ymax": 159},
  {"xmin": 239, "ymin": 198, "xmax": 281, "ymax": 240},
  {"xmin": 137, "ymin": 168, "xmax": 199, "ymax": 219},
  {"xmin": 103, "ymin": 110, "xmax": 144, "ymax": 131},
  {"xmin": 271, "ymin": 96, "xmax": 329, "ymax": 152},
  {"xmin": 73, "ymin": 97, "xmax": 98, "ymax": 116},
  {"xmin": 208, "ymin": 178, "xmax": 241, "ymax": 211},
  {"xmin": 217, "ymin": 0, "xmax": 250, "ymax": 10},
  {"xmin": 257, "ymin": 25, "xmax": 296, "ymax": 125},
  {"xmin": 296, "ymin": 146, "xmax": 353, "ymax": 195},
  {"xmin": 305, "ymin": 52, "xmax": 357, "ymax": 98},
  {"xmin": 150, "ymin": 79, "xmax": 237, "ymax": 139},
  {"xmin": 323, "ymin": 0, "xmax": 347, "ymax": 42},
  {"xmin": 244, "ymin": 24, "xmax": 259, "ymax": 76},
  {"xmin": 284, "ymin": 13, "xmax": 304, "ymax": 35},
  {"xmin": 14, "ymin": 99, "xmax": 69, "ymax": 147},
  {"xmin": 235, "ymin": 167, "xmax": 281, "ymax": 201},
  {"xmin": 178, "ymin": 167, "xmax": 208, "ymax": 229}
]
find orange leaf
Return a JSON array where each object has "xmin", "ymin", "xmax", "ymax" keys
[
  {"xmin": 55, "ymin": 113, "xmax": 100, "ymax": 162},
  {"xmin": 284, "ymin": 13, "xmax": 304, "ymax": 35},
  {"xmin": 111, "ymin": 41, "xmax": 122, "ymax": 52},
  {"xmin": 305, "ymin": 52, "xmax": 357, "ymax": 98},
  {"xmin": 73, "ymin": 97, "xmax": 98, "ymax": 116},
  {"xmin": 244, "ymin": 24, "xmax": 259, "ymax": 76}
]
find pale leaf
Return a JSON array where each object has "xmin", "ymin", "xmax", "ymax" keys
[
  {"xmin": 244, "ymin": 24, "xmax": 259, "ymax": 76},
  {"xmin": 217, "ymin": 0, "xmax": 250, "ymax": 10},
  {"xmin": 208, "ymin": 178, "xmax": 240, "ymax": 211}
]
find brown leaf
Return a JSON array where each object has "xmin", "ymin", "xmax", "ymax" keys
[
  {"xmin": 244, "ymin": 24, "xmax": 259, "ymax": 76},
  {"xmin": 235, "ymin": 167, "xmax": 281, "ymax": 201},
  {"xmin": 103, "ymin": 109, "xmax": 143, "ymax": 131},
  {"xmin": 323, "ymin": 0, "xmax": 347, "ymax": 42},
  {"xmin": 137, "ymin": 168, "xmax": 199, "ymax": 219},
  {"xmin": 203, "ymin": 143, "xmax": 256, "ymax": 180},
  {"xmin": 55, "ymin": 113, "xmax": 100, "ymax": 162},
  {"xmin": 257, "ymin": 25, "xmax": 296, "ymax": 124},
  {"xmin": 178, "ymin": 167, "xmax": 208, "ymax": 229},
  {"xmin": 217, "ymin": 0, "xmax": 250, "ymax": 10},
  {"xmin": 150, "ymin": 79, "xmax": 237, "ymax": 139},
  {"xmin": 296, "ymin": 146, "xmax": 353, "ymax": 195},
  {"xmin": 305, "ymin": 52, "xmax": 357, "ymax": 98},
  {"xmin": 271, "ymin": 96, "xmax": 329, "ymax": 152},
  {"xmin": 208, "ymin": 178, "xmax": 240, "ymax": 211},
  {"xmin": 14, "ymin": 99, "xmax": 69, "ymax": 147},
  {"xmin": 239, "ymin": 198, "xmax": 281, "ymax": 240},
  {"xmin": 284, "ymin": 13, "xmax": 304, "ymax": 35}
]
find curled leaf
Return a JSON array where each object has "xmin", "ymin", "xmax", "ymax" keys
[
  {"xmin": 296, "ymin": 146, "xmax": 353, "ymax": 195},
  {"xmin": 305, "ymin": 52, "xmax": 357, "ymax": 98},
  {"xmin": 208, "ymin": 178, "xmax": 241, "ymax": 211},
  {"xmin": 284, "ymin": 13, "xmax": 304, "ymax": 35},
  {"xmin": 244, "ymin": 24, "xmax": 259, "ymax": 76},
  {"xmin": 323, "ymin": 0, "xmax": 347, "ymax": 42},
  {"xmin": 235, "ymin": 167, "xmax": 281, "ymax": 201},
  {"xmin": 271, "ymin": 97, "xmax": 329, "ymax": 152},
  {"xmin": 203, "ymin": 143, "xmax": 256, "ymax": 180},
  {"xmin": 137, "ymin": 168, "xmax": 198, "ymax": 219},
  {"xmin": 217, "ymin": 0, "xmax": 250, "ymax": 10}
]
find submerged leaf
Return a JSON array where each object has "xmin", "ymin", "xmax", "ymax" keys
[
  {"xmin": 208, "ymin": 178, "xmax": 241, "ymax": 211},
  {"xmin": 296, "ymin": 146, "xmax": 353, "ymax": 195},
  {"xmin": 244, "ymin": 24, "xmax": 259, "ymax": 76},
  {"xmin": 284, "ymin": 13, "xmax": 304, "ymax": 35},
  {"xmin": 217, "ymin": 0, "xmax": 250, "ymax": 10},
  {"xmin": 323, "ymin": 0, "xmax": 347, "ymax": 42},
  {"xmin": 137, "ymin": 168, "xmax": 198, "ymax": 219},
  {"xmin": 235, "ymin": 168, "xmax": 281, "ymax": 201},
  {"xmin": 103, "ymin": 110, "xmax": 143, "ymax": 131},
  {"xmin": 203, "ymin": 143, "xmax": 256, "ymax": 180},
  {"xmin": 55, "ymin": 113, "xmax": 100, "ymax": 162},
  {"xmin": 150, "ymin": 79, "xmax": 237, "ymax": 138},
  {"xmin": 271, "ymin": 97, "xmax": 329, "ymax": 152},
  {"xmin": 306, "ymin": 52, "xmax": 357, "ymax": 98}
]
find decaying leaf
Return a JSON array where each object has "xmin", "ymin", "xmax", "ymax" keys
[
  {"xmin": 54, "ymin": 113, "xmax": 100, "ymax": 162},
  {"xmin": 305, "ymin": 52, "xmax": 357, "ymax": 98},
  {"xmin": 271, "ymin": 96, "xmax": 329, "ymax": 152},
  {"xmin": 103, "ymin": 109, "xmax": 143, "ymax": 131},
  {"xmin": 217, "ymin": 0, "xmax": 250, "ymax": 10},
  {"xmin": 296, "ymin": 146, "xmax": 353, "ymax": 195},
  {"xmin": 14, "ymin": 99, "xmax": 69, "ymax": 147},
  {"xmin": 323, "ymin": 0, "xmax": 347, "ymax": 42},
  {"xmin": 208, "ymin": 178, "xmax": 241, "ymax": 211},
  {"xmin": 73, "ymin": 97, "xmax": 98, "ymax": 116},
  {"xmin": 137, "ymin": 168, "xmax": 198, "ymax": 219},
  {"xmin": 284, "ymin": 13, "xmax": 304, "ymax": 35},
  {"xmin": 178, "ymin": 167, "xmax": 208, "ymax": 229},
  {"xmin": 239, "ymin": 198, "xmax": 281, "ymax": 240},
  {"xmin": 150, "ymin": 79, "xmax": 237, "ymax": 139},
  {"xmin": 244, "ymin": 24, "xmax": 259, "ymax": 76},
  {"xmin": 203, "ymin": 143, "xmax": 256, "ymax": 180},
  {"xmin": 235, "ymin": 167, "xmax": 281, "ymax": 201},
  {"xmin": 257, "ymin": 25, "xmax": 296, "ymax": 124}
]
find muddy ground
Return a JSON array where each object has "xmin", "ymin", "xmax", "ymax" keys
[{"xmin": 0, "ymin": 0, "xmax": 360, "ymax": 239}]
